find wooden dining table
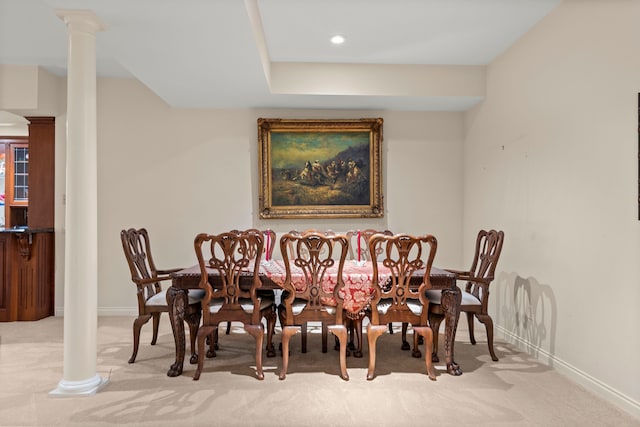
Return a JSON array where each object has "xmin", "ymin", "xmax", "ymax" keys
[{"xmin": 166, "ymin": 259, "xmax": 463, "ymax": 377}]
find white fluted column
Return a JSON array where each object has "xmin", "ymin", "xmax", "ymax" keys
[{"xmin": 50, "ymin": 10, "xmax": 107, "ymax": 396}]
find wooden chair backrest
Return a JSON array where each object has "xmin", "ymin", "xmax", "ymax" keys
[
  {"xmin": 465, "ymin": 229, "xmax": 504, "ymax": 308},
  {"xmin": 368, "ymin": 233, "xmax": 437, "ymax": 326},
  {"xmin": 285, "ymin": 229, "xmax": 336, "ymax": 260},
  {"xmin": 120, "ymin": 228, "xmax": 163, "ymax": 310},
  {"xmin": 346, "ymin": 229, "xmax": 393, "ymax": 261},
  {"xmin": 194, "ymin": 230, "xmax": 264, "ymax": 324},
  {"xmin": 230, "ymin": 228, "xmax": 276, "ymax": 261},
  {"xmin": 279, "ymin": 230, "xmax": 348, "ymax": 310}
]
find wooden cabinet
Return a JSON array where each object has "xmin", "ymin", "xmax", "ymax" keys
[
  {"xmin": 0, "ymin": 231, "xmax": 54, "ymax": 321},
  {"xmin": 25, "ymin": 117, "xmax": 55, "ymax": 229},
  {"xmin": 0, "ymin": 117, "xmax": 55, "ymax": 322},
  {"xmin": 0, "ymin": 234, "xmax": 9, "ymax": 320}
]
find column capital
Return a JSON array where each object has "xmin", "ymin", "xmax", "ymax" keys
[{"xmin": 56, "ymin": 9, "xmax": 105, "ymax": 34}]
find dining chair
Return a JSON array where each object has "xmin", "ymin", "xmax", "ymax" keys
[
  {"xmin": 192, "ymin": 230, "xmax": 274, "ymax": 380},
  {"xmin": 223, "ymin": 229, "xmax": 277, "ymax": 357},
  {"xmin": 366, "ymin": 233, "xmax": 437, "ymax": 381},
  {"xmin": 229, "ymin": 228, "xmax": 276, "ymax": 262},
  {"xmin": 346, "ymin": 229, "xmax": 393, "ymax": 262},
  {"xmin": 278, "ymin": 230, "xmax": 350, "ymax": 380},
  {"xmin": 426, "ymin": 229, "xmax": 505, "ymax": 361},
  {"xmin": 342, "ymin": 229, "xmax": 393, "ymax": 357},
  {"xmin": 278, "ymin": 229, "xmax": 336, "ymax": 355},
  {"xmin": 120, "ymin": 227, "xmax": 204, "ymax": 364}
]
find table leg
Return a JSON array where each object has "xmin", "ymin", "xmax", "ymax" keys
[
  {"xmin": 167, "ymin": 286, "xmax": 188, "ymax": 377},
  {"xmin": 440, "ymin": 287, "xmax": 462, "ymax": 376}
]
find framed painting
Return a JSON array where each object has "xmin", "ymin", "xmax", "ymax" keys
[{"xmin": 258, "ymin": 118, "xmax": 384, "ymax": 219}]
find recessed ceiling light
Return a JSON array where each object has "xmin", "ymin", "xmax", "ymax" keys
[{"xmin": 330, "ymin": 35, "xmax": 345, "ymax": 45}]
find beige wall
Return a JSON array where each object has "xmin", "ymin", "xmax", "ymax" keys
[
  {"xmin": 95, "ymin": 78, "xmax": 464, "ymax": 310},
  {"xmin": 462, "ymin": 0, "xmax": 640, "ymax": 415}
]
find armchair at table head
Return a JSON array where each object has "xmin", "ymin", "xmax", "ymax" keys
[
  {"xmin": 192, "ymin": 229, "xmax": 275, "ymax": 380},
  {"xmin": 277, "ymin": 230, "xmax": 350, "ymax": 380},
  {"xmin": 365, "ymin": 233, "xmax": 438, "ymax": 381},
  {"xmin": 120, "ymin": 227, "xmax": 204, "ymax": 364},
  {"xmin": 426, "ymin": 229, "xmax": 505, "ymax": 362}
]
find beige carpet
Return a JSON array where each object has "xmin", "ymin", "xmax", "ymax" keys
[{"xmin": 0, "ymin": 316, "xmax": 637, "ymax": 427}]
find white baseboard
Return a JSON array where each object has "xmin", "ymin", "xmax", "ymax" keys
[
  {"xmin": 97, "ymin": 307, "xmax": 138, "ymax": 316},
  {"xmin": 496, "ymin": 325, "xmax": 640, "ymax": 420},
  {"xmin": 55, "ymin": 307, "xmax": 138, "ymax": 317}
]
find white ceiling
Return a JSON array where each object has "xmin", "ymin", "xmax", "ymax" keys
[{"xmin": 0, "ymin": 0, "xmax": 560, "ymax": 111}]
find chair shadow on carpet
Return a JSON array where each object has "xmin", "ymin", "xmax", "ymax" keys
[{"xmin": 112, "ymin": 325, "xmax": 551, "ymax": 386}]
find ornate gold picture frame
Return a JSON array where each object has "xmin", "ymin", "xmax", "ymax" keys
[{"xmin": 258, "ymin": 118, "xmax": 383, "ymax": 219}]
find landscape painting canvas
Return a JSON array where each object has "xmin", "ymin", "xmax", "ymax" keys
[{"xmin": 258, "ymin": 118, "xmax": 383, "ymax": 219}]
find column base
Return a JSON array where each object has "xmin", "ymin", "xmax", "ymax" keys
[{"xmin": 49, "ymin": 374, "xmax": 109, "ymax": 397}]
